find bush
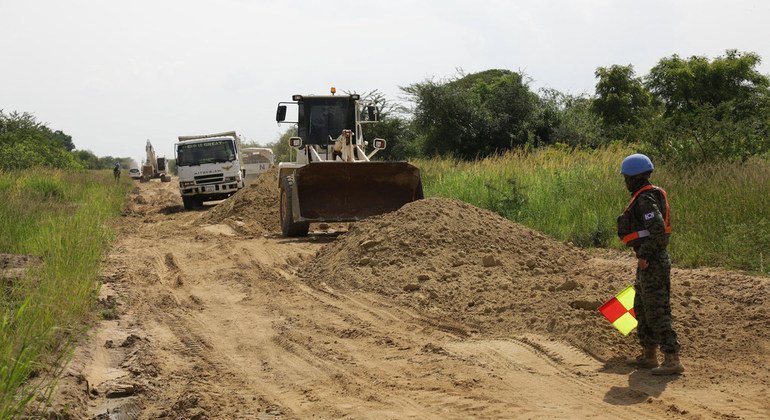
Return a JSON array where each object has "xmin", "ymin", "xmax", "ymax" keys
[{"xmin": 0, "ymin": 111, "xmax": 83, "ymax": 171}]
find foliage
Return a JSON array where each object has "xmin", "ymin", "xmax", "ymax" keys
[
  {"xmin": 538, "ymin": 89, "xmax": 605, "ymax": 148},
  {"xmin": 0, "ymin": 111, "xmax": 82, "ymax": 171},
  {"xmin": 639, "ymin": 103, "xmax": 770, "ymax": 164},
  {"xmin": 353, "ymin": 90, "xmax": 423, "ymax": 161},
  {"xmin": 646, "ymin": 50, "xmax": 770, "ymax": 116},
  {"xmin": 641, "ymin": 50, "xmax": 770, "ymax": 163},
  {"xmin": 72, "ymin": 149, "xmax": 136, "ymax": 170},
  {"xmin": 0, "ymin": 169, "xmax": 132, "ymax": 417},
  {"xmin": 0, "ymin": 110, "xmax": 133, "ymax": 171},
  {"xmin": 592, "ymin": 65, "xmax": 654, "ymax": 134},
  {"xmin": 415, "ymin": 146, "xmax": 770, "ymax": 274},
  {"xmin": 267, "ymin": 127, "xmax": 298, "ymax": 163},
  {"xmin": 363, "ymin": 116, "xmax": 423, "ymax": 161},
  {"xmin": 402, "ymin": 69, "xmax": 543, "ymax": 159}
]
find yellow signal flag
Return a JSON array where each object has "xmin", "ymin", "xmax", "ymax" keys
[{"xmin": 598, "ymin": 285, "xmax": 638, "ymax": 336}]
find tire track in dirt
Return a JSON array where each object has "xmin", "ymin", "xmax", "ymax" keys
[{"xmin": 45, "ymin": 177, "xmax": 768, "ymax": 419}]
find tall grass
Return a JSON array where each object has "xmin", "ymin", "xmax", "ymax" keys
[
  {"xmin": 415, "ymin": 145, "xmax": 770, "ymax": 274},
  {"xmin": 0, "ymin": 169, "xmax": 131, "ymax": 417}
]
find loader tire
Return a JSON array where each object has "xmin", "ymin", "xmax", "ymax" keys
[
  {"xmin": 280, "ymin": 175, "xmax": 309, "ymax": 237},
  {"xmin": 161, "ymin": 175, "xmax": 171, "ymax": 182}
]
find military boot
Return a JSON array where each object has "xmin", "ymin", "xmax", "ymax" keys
[
  {"xmin": 651, "ymin": 352, "xmax": 684, "ymax": 375},
  {"xmin": 628, "ymin": 345, "xmax": 658, "ymax": 368}
]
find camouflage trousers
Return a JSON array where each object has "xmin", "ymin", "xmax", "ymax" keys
[{"xmin": 634, "ymin": 252, "xmax": 681, "ymax": 354}]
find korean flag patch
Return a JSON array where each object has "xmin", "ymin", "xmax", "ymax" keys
[{"xmin": 644, "ymin": 212, "xmax": 655, "ymax": 221}]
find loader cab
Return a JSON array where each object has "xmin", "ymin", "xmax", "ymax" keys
[
  {"xmin": 300, "ymin": 96, "xmax": 357, "ymax": 146},
  {"xmin": 277, "ymin": 94, "xmax": 360, "ymax": 146}
]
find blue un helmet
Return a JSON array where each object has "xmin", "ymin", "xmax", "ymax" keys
[{"xmin": 620, "ymin": 153, "xmax": 654, "ymax": 176}]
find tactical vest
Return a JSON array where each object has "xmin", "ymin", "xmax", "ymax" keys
[{"xmin": 617, "ymin": 185, "xmax": 671, "ymax": 247}]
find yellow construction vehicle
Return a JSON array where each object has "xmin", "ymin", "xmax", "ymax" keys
[
  {"xmin": 140, "ymin": 140, "xmax": 171, "ymax": 183},
  {"xmin": 275, "ymin": 89, "xmax": 423, "ymax": 236}
]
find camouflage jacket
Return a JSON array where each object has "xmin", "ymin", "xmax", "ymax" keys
[{"xmin": 617, "ymin": 184, "xmax": 670, "ymax": 259}]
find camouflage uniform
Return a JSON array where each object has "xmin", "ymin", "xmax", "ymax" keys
[{"xmin": 618, "ymin": 184, "xmax": 680, "ymax": 354}]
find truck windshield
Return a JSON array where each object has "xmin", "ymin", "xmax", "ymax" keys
[{"xmin": 177, "ymin": 140, "xmax": 236, "ymax": 166}]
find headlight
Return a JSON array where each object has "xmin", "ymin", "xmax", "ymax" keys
[
  {"xmin": 180, "ymin": 181, "xmax": 194, "ymax": 187},
  {"xmin": 225, "ymin": 176, "xmax": 236, "ymax": 182}
]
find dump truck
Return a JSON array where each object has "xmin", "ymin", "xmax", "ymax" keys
[
  {"xmin": 141, "ymin": 140, "xmax": 171, "ymax": 183},
  {"xmin": 241, "ymin": 147, "xmax": 274, "ymax": 186},
  {"xmin": 275, "ymin": 88, "xmax": 423, "ymax": 236},
  {"xmin": 175, "ymin": 131, "xmax": 245, "ymax": 210}
]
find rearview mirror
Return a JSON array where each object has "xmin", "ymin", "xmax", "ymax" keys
[
  {"xmin": 276, "ymin": 105, "xmax": 287, "ymax": 122},
  {"xmin": 373, "ymin": 138, "xmax": 386, "ymax": 150}
]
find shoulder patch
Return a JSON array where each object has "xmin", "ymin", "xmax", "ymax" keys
[{"xmin": 644, "ymin": 212, "xmax": 655, "ymax": 220}]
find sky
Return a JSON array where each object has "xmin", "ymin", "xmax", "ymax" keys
[{"xmin": 1, "ymin": 0, "xmax": 769, "ymax": 165}]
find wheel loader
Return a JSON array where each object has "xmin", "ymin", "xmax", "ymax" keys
[{"xmin": 275, "ymin": 88, "xmax": 423, "ymax": 237}]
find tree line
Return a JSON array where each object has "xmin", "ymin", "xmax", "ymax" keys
[
  {"xmin": 0, "ymin": 110, "xmax": 135, "ymax": 171},
  {"xmin": 269, "ymin": 49, "xmax": 770, "ymax": 165}
]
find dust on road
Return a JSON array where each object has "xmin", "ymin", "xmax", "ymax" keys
[{"xmin": 48, "ymin": 175, "xmax": 769, "ymax": 419}]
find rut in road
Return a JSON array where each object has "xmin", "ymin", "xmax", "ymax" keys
[{"xmin": 45, "ymin": 177, "xmax": 769, "ymax": 419}]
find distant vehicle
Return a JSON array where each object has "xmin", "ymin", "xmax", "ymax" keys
[
  {"xmin": 129, "ymin": 168, "xmax": 141, "ymax": 179},
  {"xmin": 141, "ymin": 140, "xmax": 171, "ymax": 183},
  {"xmin": 241, "ymin": 147, "xmax": 274, "ymax": 185},
  {"xmin": 175, "ymin": 131, "xmax": 245, "ymax": 210}
]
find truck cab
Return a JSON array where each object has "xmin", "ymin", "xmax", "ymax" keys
[{"xmin": 175, "ymin": 131, "xmax": 245, "ymax": 210}]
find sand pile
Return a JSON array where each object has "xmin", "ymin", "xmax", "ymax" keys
[
  {"xmin": 198, "ymin": 167, "xmax": 280, "ymax": 234},
  {"xmin": 301, "ymin": 197, "xmax": 769, "ymax": 378}
]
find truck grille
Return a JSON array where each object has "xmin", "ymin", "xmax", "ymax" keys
[{"xmin": 194, "ymin": 173, "xmax": 224, "ymax": 184}]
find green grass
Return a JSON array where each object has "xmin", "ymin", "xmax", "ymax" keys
[
  {"xmin": 415, "ymin": 145, "xmax": 770, "ymax": 274},
  {"xmin": 0, "ymin": 169, "xmax": 131, "ymax": 417}
]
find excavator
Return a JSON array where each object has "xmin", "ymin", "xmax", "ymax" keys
[
  {"xmin": 140, "ymin": 140, "xmax": 171, "ymax": 183},
  {"xmin": 275, "ymin": 88, "xmax": 423, "ymax": 236}
]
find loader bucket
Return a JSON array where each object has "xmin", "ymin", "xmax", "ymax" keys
[{"xmin": 291, "ymin": 161, "xmax": 423, "ymax": 222}]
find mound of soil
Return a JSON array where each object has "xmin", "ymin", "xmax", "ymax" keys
[
  {"xmin": 301, "ymin": 198, "xmax": 769, "ymax": 378},
  {"xmin": 199, "ymin": 167, "xmax": 280, "ymax": 234}
]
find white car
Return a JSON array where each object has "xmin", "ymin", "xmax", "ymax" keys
[{"xmin": 129, "ymin": 168, "xmax": 141, "ymax": 179}]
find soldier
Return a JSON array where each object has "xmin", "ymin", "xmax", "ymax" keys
[{"xmin": 616, "ymin": 153, "xmax": 684, "ymax": 375}]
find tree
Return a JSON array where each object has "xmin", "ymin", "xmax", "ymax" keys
[
  {"xmin": 646, "ymin": 50, "xmax": 770, "ymax": 118},
  {"xmin": 51, "ymin": 130, "xmax": 75, "ymax": 151},
  {"xmin": 592, "ymin": 65, "xmax": 653, "ymax": 133},
  {"xmin": 539, "ymin": 89, "xmax": 605, "ymax": 148},
  {"xmin": 352, "ymin": 89, "xmax": 422, "ymax": 160},
  {"xmin": 402, "ymin": 69, "xmax": 542, "ymax": 159},
  {"xmin": 641, "ymin": 50, "xmax": 770, "ymax": 163}
]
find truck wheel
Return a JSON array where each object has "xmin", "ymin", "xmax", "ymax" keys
[
  {"xmin": 140, "ymin": 176, "xmax": 149, "ymax": 183},
  {"xmin": 182, "ymin": 196, "xmax": 197, "ymax": 210},
  {"xmin": 280, "ymin": 175, "xmax": 309, "ymax": 237},
  {"xmin": 161, "ymin": 175, "xmax": 171, "ymax": 182}
]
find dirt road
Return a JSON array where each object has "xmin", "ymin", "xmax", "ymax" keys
[{"xmin": 49, "ymin": 178, "xmax": 768, "ymax": 419}]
